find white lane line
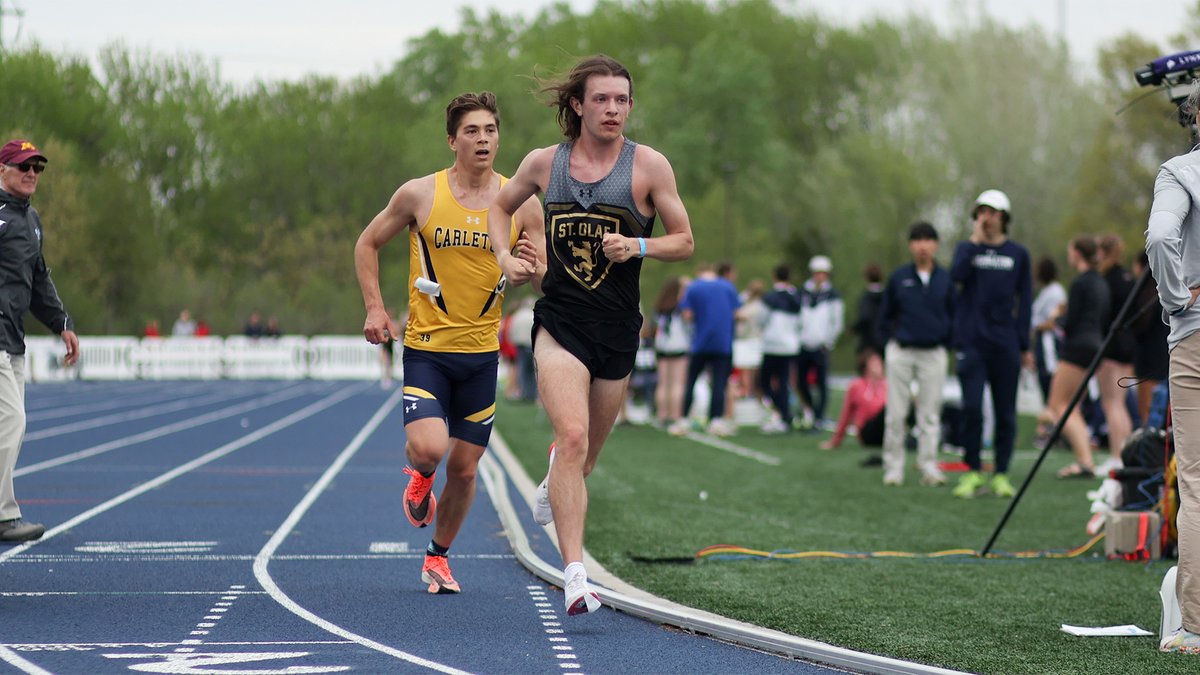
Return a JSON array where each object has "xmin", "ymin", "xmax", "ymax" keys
[
  {"xmin": 252, "ymin": 387, "xmax": 471, "ymax": 675},
  {"xmin": 0, "ymin": 384, "xmax": 363, "ymax": 564},
  {"xmin": 24, "ymin": 386, "xmax": 297, "ymax": 441},
  {"xmin": 15, "ymin": 383, "xmax": 317, "ymax": 477},
  {"xmin": 0, "ymin": 553, "xmax": 514, "ymax": 564},
  {"xmin": 26, "ymin": 384, "xmax": 214, "ymax": 421},
  {"xmin": 1, "ymin": 641, "xmax": 354, "ymax": 650},
  {"xmin": 0, "ymin": 646, "xmax": 54, "ymax": 675}
]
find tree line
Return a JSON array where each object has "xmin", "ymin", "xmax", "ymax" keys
[{"xmin": 0, "ymin": 0, "xmax": 1192, "ymax": 337}]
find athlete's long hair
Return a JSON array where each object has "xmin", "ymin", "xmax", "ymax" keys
[
  {"xmin": 445, "ymin": 92, "xmax": 500, "ymax": 137},
  {"xmin": 539, "ymin": 55, "xmax": 633, "ymax": 140}
]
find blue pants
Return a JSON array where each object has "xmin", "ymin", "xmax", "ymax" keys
[
  {"xmin": 795, "ymin": 348, "xmax": 829, "ymax": 421},
  {"xmin": 682, "ymin": 352, "xmax": 733, "ymax": 421},
  {"xmin": 956, "ymin": 347, "xmax": 1021, "ymax": 474}
]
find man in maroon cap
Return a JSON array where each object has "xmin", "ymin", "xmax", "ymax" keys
[{"xmin": 0, "ymin": 139, "xmax": 79, "ymax": 543}]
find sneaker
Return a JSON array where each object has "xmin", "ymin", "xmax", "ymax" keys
[
  {"xmin": 421, "ymin": 554, "xmax": 461, "ymax": 594},
  {"xmin": 707, "ymin": 418, "xmax": 736, "ymax": 437},
  {"xmin": 533, "ymin": 444, "xmax": 555, "ymax": 526},
  {"xmin": 919, "ymin": 465, "xmax": 947, "ymax": 487},
  {"xmin": 668, "ymin": 419, "xmax": 693, "ymax": 436},
  {"xmin": 952, "ymin": 471, "xmax": 986, "ymax": 499},
  {"xmin": 564, "ymin": 574, "xmax": 601, "ymax": 616},
  {"xmin": 1160, "ymin": 628, "xmax": 1200, "ymax": 654},
  {"xmin": 402, "ymin": 467, "xmax": 437, "ymax": 528},
  {"xmin": 760, "ymin": 418, "xmax": 789, "ymax": 434},
  {"xmin": 0, "ymin": 518, "xmax": 44, "ymax": 542},
  {"xmin": 883, "ymin": 470, "xmax": 903, "ymax": 487},
  {"xmin": 990, "ymin": 473, "xmax": 1016, "ymax": 499}
]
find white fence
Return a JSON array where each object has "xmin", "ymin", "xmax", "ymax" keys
[{"xmin": 22, "ymin": 335, "xmax": 396, "ymax": 382}]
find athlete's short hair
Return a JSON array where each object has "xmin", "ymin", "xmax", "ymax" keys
[
  {"xmin": 445, "ymin": 92, "xmax": 500, "ymax": 137},
  {"xmin": 540, "ymin": 55, "xmax": 633, "ymax": 140}
]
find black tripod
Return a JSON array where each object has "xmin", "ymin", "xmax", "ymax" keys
[{"xmin": 980, "ymin": 266, "xmax": 1153, "ymax": 557}]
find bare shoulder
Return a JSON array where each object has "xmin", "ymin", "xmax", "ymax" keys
[
  {"xmin": 523, "ymin": 145, "xmax": 558, "ymax": 173},
  {"xmin": 394, "ymin": 173, "xmax": 436, "ymax": 209},
  {"xmin": 632, "ymin": 143, "xmax": 674, "ymax": 179}
]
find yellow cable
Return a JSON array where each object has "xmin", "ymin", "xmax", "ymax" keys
[{"xmin": 695, "ymin": 533, "xmax": 1107, "ymax": 562}]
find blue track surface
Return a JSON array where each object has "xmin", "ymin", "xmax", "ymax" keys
[{"xmin": 0, "ymin": 381, "xmax": 842, "ymax": 674}]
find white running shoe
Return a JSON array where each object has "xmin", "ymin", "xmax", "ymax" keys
[
  {"xmin": 532, "ymin": 444, "xmax": 555, "ymax": 525},
  {"xmin": 564, "ymin": 573, "xmax": 601, "ymax": 616}
]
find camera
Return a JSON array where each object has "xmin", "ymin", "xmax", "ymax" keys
[{"xmin": 1136, "ymin": 50, "xmax": 1200, "ymax": 128}]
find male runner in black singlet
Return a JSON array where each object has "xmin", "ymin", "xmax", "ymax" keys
[{"xmin": 489, "ymin": 55, "xmax": 694, "ymax": 615}]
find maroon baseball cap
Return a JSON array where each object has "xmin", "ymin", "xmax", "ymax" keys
[{"xmin": 0, "ymin": 139, "xmax": 48, "ymax": 165}]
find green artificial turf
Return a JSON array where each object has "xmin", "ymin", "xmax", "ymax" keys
[{"xmin": 494, "ymin": 397, "xmax": 1194, "ymax": 674}]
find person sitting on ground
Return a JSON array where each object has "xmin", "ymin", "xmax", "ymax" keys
[{"xmin": 820, "ymin": 350, "xmax": 886, "ymax": 451}]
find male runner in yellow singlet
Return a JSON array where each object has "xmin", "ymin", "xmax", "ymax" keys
[
  {"xmin": 489, "ymin": 55, "xmax": 694, "ymax": 615},
  {"xmin": 355, "ymin": 92, "xmax": 542, "ymax": 594}
]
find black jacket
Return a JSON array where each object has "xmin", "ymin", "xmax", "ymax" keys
[
  {"xmin": 0, "ymin": 189, "xmax": 73, "ymax": 354},
  {"xmin": 877, "ymin": 263, "xmax": 954, "ymax": 349}
]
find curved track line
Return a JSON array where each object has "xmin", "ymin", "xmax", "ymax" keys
[
  {"xmin": 0, "ymin": 384, "xmax": 363, "ymax": 564},
  {"xmin": 251, "ymin": 388, "xmax": 470, "ymax": 675}
]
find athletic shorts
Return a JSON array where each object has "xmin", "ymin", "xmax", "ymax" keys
[
  {"xmin": 1060, "ymin": 343, "xmax": 1099, "ymax": 369},
  {"xmin": 533, "ymin": 301, "xmax": 641, "ymax": 381},
  {"xmin": 1102, "ymin": 331, "xmax": 1136, "ymax": 365},
  {"xmin": 401, "ymin": 346, "xmax": 498, "ymax": 447}
]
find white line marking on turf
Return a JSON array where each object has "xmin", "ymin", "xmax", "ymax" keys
[
  {"xmin": 0, "ymin": 384, "xmax": 364, "ymax": 564},
  {"xmin": 15, "ymin": 383, "xmax": 316, "ymax": 477},
  {"xmin": 0, "ymin": 646, "xmax": 53, "ymax": 674},
  {"xmin": 253, "ymin": 387, "xmax": 470, "ymax": 675},
  {"xmin": 680, "ymin": 432, "xmax": 782, "ymax": 466}
]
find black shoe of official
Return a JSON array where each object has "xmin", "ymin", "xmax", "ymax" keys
[{"xmin": 0, "ymin": 518, "xmax": 45, "ymax": 542}]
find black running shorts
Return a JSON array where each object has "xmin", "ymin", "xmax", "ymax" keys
[{"xmin": 533, "ymin": 301, "xmax": 642, "ymax": 381}]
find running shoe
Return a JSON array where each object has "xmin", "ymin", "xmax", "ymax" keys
[
  {"xmin": 533, "ymin": 443, "xmax": 555, "ymax": 526},
  {"xmin": 1161, "ymin": 628, "xmax": 1200, "ymax": 654},
  {"xmin": 421, "ymin": 554, "xmax": 461, "ymax": 594},
  {"xmin": 402, "ymin": 466, "xmax": 436, "ymax": 528},
  {"xmin": 952, "ymin": 471, "xmax": 986, "ymax": 499},
  {"xmin": 564, "ymin": 574, "xmax": 601, "ymax": 616},
  {"xmin": 990, "ymin": 473, "xmax": 1016, "ymax": 498}
]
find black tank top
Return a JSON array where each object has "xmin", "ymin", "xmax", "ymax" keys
[{"xmin": 540, "ymin": 139, "xmax": 655, "ymax": 318}]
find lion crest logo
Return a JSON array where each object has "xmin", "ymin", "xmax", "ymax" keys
[{"xmin": 550, "ymin": 212, "xmax": 621, "ymax": 289}]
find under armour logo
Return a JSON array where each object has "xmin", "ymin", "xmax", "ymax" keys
[
  {"xmin": 466, "ymin": 216, "xmax": 480, "ymax": 225},
  {"xmin": 406, "ymin": 403, "xmax": 417, "ymax": 413}
]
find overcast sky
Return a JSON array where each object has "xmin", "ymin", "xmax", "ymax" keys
[{"xmin": 0, "ymin": 0, "xmax": 1193, "ymax": 85}]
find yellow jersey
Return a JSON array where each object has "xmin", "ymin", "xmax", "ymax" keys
[{"xmin": 404, "ymin": 169, "xmax": 516, "ymax": 353}]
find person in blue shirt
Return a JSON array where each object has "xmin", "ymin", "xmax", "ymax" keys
[
  {"xmin": 949, "ymin": 190, "xmax": 1033, "ymax": 499},
  {"xmin": 877, "ymin": 222, "xmax": 955, "ymax": 487},
  {"xmin": 671, "ymin": 262, "xmax": 741, "ymax": 437}
]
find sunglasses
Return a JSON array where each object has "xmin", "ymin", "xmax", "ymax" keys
[{"xmin": 6, "ymin": 162, "xmax": 45, "ymax": 174}]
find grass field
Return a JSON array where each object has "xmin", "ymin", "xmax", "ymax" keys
[{"xmin": 493, "ymin": 396, "xmax": 1194, "ymax": 675}]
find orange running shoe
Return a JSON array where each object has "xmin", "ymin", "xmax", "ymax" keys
[
  {"xmin": 421, "ymin": 554, "xmax": 461, "ymax": 594},
  {"xmin": 402, "ymin": 466, "xmax": 436, "ymax": 528}
]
